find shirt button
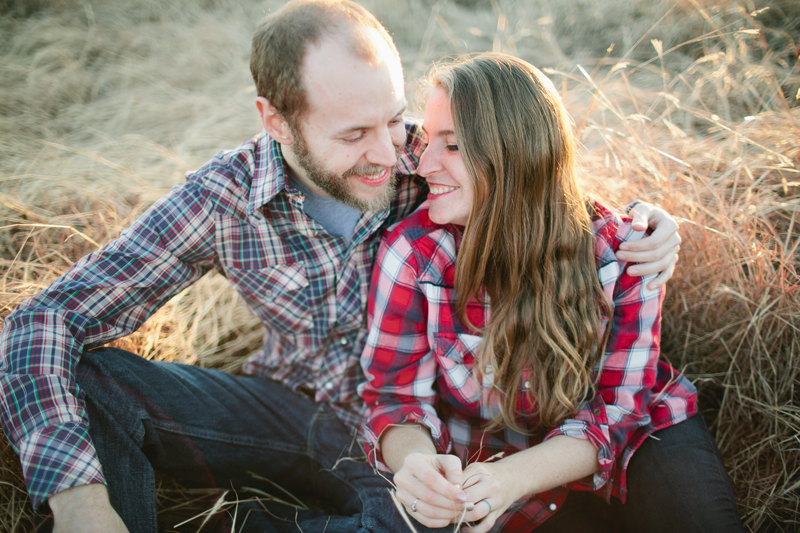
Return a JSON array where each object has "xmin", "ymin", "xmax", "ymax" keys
[
  {"xmin": 523, "ymin": 380, "xmax": 531, "ymax": 389},
  {"xmin": 549, "ymin": 503, "xmax": 557, "ymax": 511},
  {"xmin": 265, "ymin": 290, "xmax": 274, "ymax": 300},
  {"xmin": 325, "ymin": 382, "xmax": 334, "ymax": 390},
  {"xmin": 340, "ymin": 338, "xmax": 348, "ymax": 346}
]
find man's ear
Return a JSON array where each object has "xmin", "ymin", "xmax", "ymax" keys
[{"xmin": 255, "ymin": 97, "xmax": 293, "ymax": 145}]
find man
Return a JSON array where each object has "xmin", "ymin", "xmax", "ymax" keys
[{"xmin": 0, "ymin": 1, "xmax": 681, "ymax": 532}]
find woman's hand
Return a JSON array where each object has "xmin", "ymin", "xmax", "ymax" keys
[
  {"xmin": 394, "ymin": 452, "xmax": 469, "ymax": 528},
  {"xmin": 458, "ymin": 460, "xmax": 522, "ymax": 533}
]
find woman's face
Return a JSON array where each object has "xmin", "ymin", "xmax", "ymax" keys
[{"xmin": 417, "ymin": 87, "xmax": 474, "ymax": 227}]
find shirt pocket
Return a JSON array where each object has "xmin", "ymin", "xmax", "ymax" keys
[
  {"xmin": 432, "ymin": 332, "xmax": 484, "ymax": 407},
  {"xmin": 223, "ymin": 262, "xmax": 313, "ymax": 336}
]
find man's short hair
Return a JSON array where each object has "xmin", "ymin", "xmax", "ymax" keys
[{"xmin": 250, "ymin": 0, "xmax": 400, "ymax": 127}]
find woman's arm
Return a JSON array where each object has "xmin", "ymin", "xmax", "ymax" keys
[{"xmin": 458, "ymin": 436, "xmax": 599, "ymax": 533}]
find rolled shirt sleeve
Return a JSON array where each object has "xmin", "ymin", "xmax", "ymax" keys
[{"xmin": 0, "ymin": 178, "xmax": 216, "ymax": 508}]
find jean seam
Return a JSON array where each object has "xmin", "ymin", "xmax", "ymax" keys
[{"xmin": 150, "ymin": 419, "xmax": 306, "ymax": 454}]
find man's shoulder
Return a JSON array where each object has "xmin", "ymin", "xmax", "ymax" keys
[
  {"xmin": 185, "ymin": 134, "xmax": 260, "ymax": 189},
  {"xmin": 183, "ymin": 132, "xmax": 282, "ymax": 211}
]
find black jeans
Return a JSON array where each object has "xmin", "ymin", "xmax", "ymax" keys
[{"xmin": 535, "ymin": 414, "xmax": 744, "ymax": 533}]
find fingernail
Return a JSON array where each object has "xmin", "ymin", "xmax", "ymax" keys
[
  {"xmin": 466, "ymin": 501, "xmax": 475, "ymax": 511},
  {"xmin": 454, "ymin": 484, "xmax": 461, "ymax": 489},
  {"xmin": 619, "ymin": 243, "xmax": 629, "ymax": 251},
  {"xmin": 628, "ymin": 267, "xmax": 639, "ymax": 275},
  {"xmin": 616, "ymin": 252, "xmax": 627, "ymax": 261},
  {"xmin": 457, "ymin": 493, "xmax": 467, "ymax": 502}
]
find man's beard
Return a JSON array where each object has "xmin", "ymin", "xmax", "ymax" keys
[{"xmin": 290, "ymin": 125, "xmax": 399, "ymax": 213}]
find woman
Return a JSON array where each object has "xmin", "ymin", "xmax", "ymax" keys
[{"xmin": 359, "ymin": 53, "xmax": 742, "ymax": 533}]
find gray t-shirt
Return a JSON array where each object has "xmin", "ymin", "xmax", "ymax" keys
[{"xmin": 287, "ymin": 175, "xmax": 362, "ymax": 243}]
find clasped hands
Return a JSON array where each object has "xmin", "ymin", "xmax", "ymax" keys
[{"xmin": 395, "ymin": 452, "xmax": 520, "ymax": 533}]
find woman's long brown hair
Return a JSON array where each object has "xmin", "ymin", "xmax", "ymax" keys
[{"xmin": 432, "ymin": 53, "xmax": 611, "ymax": 431}]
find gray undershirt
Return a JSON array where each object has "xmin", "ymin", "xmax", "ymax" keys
[{"xmin": 287, "ymin": 175, "xmax": 362, "ymax": 243}]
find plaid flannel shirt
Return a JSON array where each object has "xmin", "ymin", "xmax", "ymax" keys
[
  {"xmin": 0, "ymin": 125, "xmax": 427, "ymax": 509},
  {"xmin": 359, "ymin": 202, "xmax": 698, "ymax": 532}
]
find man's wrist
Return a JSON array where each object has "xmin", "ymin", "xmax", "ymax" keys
[{"xmin": 49, "ymin": 483, "xmax": 110, "ymax": 516}]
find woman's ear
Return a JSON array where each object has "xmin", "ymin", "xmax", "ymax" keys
[{"xmin": 255, "ymin": 97, "xmax": 293, "ymax": 145}]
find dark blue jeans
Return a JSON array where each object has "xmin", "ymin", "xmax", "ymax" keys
[
  {"xmin": 534, "ymin": 413, "xmax": 744, "ymax": 533},
  {"xmin": 69, "ymin": 347, "xmax": 743, "ymax": 533},
  {"xmin": 71, "ymin": 347, "xmax": 449, "ymax": 533}
]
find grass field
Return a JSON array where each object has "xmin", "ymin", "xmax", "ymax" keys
[{"xmin": 1, "ymin": 0, "xmax": 799, "ymax": 531}]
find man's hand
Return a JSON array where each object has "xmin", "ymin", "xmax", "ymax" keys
[
  {"xmin": 393, "ymin": 452, "xmax": 467, "ymax": 528},
  {"xmin": 49, "ymin": 484, "xmax": 129, "ymax": 533},
  {"xmin": 616, "ymin": 202, "xmax": 681, "ymax": 290}
]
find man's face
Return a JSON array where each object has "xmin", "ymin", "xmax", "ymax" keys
[
  {"xmin": 283, "ymin": 30, "xmax": 407, "ymax": 213},
  {"xmin": 289, "ymin": 121, "xmax": 402, "ymax": 213}
]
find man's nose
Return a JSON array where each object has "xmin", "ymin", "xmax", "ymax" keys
[{"xmin": 366, "ymin": 127, "xmax": 399, "ymax": 168}]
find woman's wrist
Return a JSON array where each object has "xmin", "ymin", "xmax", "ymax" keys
[
  {"xmin": 488, "ymin": 436, "xmax": 600, "ymax": 498},
  {"xmin": 379, "ymin": 423, "xmax": 437, "ymax": 473}
]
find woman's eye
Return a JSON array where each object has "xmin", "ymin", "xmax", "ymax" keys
[{"xmin": 446, "ymin": 144, "xmax": 459, "ymax": 152}]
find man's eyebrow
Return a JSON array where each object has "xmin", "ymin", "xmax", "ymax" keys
[{"xmin": 333, "ymin": 105, "xmax": 408, "ymax": 136}]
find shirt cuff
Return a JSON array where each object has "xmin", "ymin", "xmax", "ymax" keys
[
  {"xmin": 364, "ymin": 403, "xmax": 450, "ymax": 471},
  {"xmin": 544, "ymin": 397, "xmax": 614, "ymax": 492},
  {"xmin": 18, "ymin": 422, "xmax": 105, "ymax": 509}
]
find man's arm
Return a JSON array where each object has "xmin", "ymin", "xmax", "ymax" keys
[
  {"xmin": 48, "ymin": 485, "xmax": 129, "ymax": 533},
  {"xmin": 0, "ymin": 178, "xmax": 217, "ymax": 517}
]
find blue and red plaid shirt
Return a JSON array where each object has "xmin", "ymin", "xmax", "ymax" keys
[
  {"xmin": 359, "ymin": 203, "xmax": 698, "ymax": 531},
  {"xmin": 0, "ymin": 125, "xmax": 427, "ymax": 509}
]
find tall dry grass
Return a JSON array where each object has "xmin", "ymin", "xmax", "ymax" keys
[{"xmin": 1, "ymin": 0, "xmax": 798, "ymax": 531}]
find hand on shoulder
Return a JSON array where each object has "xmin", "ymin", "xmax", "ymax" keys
[{"xmin": 617, "ymin": 201, "xmax": 681, "ymax": 289}]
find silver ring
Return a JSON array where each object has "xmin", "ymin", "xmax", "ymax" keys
[
  {"xmin": 410, "ymin": 498, "xmax": 419, "ymax": 513},
  {"xmin": 482, "ymin": 499, "xmax": 492, "ymax": 512}
]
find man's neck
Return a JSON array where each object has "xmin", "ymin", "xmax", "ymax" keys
[{"xmin": 279, "ymin": 144, "xmax": 330, "ymax": 198}]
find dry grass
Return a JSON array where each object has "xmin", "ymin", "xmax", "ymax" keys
[{"xmin": 1, "ymin": 0, "xmax": 798, "ymax": 531}]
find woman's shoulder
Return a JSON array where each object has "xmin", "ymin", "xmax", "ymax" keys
[
  {"xmin": 385, "ymin": 203, "xmax": 457, "ymax": 248},
  {"xmin": 381, "ymin": 203, "xmax": 459, "ymax": 284}
]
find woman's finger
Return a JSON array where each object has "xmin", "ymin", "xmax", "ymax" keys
[
  {"xmin": 461, "ymin": 497, "xmax": 494, "ymax": 523},
  {"xmin": 397, "ymin": 454, "xmax": 466, "ymax": 510},
  {"xmin": 400, "ymin": 494, "xmax": 462, "ymax": 525},
  {"xmin": 462, "ymin": 504, "xmax": 499, "ymax": 533},
  {"xmin": 395, "ymin": 475, "xmax": 463, "ymax": 513}
]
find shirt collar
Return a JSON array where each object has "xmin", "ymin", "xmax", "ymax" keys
[{"xmin": 248, "ymin": 130, "xmax": 291, "ymax": 216}]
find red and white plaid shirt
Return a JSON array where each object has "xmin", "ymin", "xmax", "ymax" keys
[{"xmin": 359, "ymin": 202, "xmax": 697, "ymax": 531}]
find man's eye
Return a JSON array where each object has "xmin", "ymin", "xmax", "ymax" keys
[{"xmin": 344, "ymin": 133, "xmax": 365, "ymax": 143}]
